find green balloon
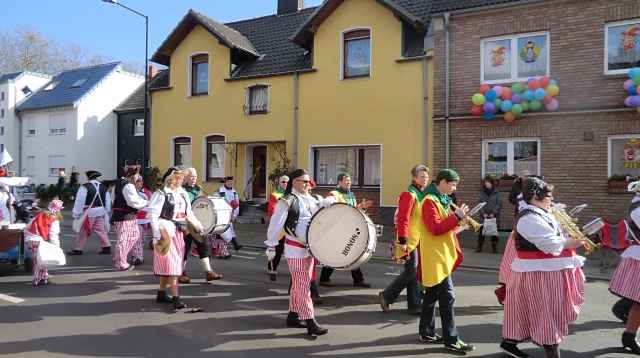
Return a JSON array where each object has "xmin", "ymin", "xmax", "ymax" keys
[
  {"xmin": 494, "ymin": 98, "xmax": 503, "ymax": 109},
  {"xmin": 635, "ymin": 75, "xmax": 640, "ymax": 86},
  {"xmin": 511, "ymin": 83, "xmax": 522, "ymax": 94},
  {"xmin": 521, "ymin": 101, "xmax": 530, "ymax": 112},
  {"xmin": 512, "ymin": 103, "xmax": 523, "ymax": 116},
  {"xmin": 530, "ymin": 100, "xmax": 542, "ymax": 111},
  {"xmin": 472, "ymin": 93, "xmax": 486, "ymax": 106}
]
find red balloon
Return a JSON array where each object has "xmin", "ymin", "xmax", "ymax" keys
[
  {"xmin": 528, "ymin": 79, "xmax": 541, "ymax": 90},
  {"xmin": 542, "ymin": 95, "xmax": 553, "ymax": 105},
  {"xmin": 471, "ymin": 105, "xmax": 483, "ymax": 116},
  {"xmin": 479, "ymin": 84, "xmax": 490, "ymax": 94},
  {"xmin": 501, "ymin": 87, "xmax": 513, "ymax": 100},
  {"xmin": 636, "ymin": 85, "xmax": 640, "ymax": 96},
  {"xmin": 539, "ymin": 76, "xmax": 550, "ymax": 88}
]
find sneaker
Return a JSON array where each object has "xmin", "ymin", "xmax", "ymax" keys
[
  {"xmin": 131, "ymin": 258, "xmax": 143, "ymax": 266},
  {"xmin": 120, "ymin": 265, "xmax": 134, "ymax": 272},
  {"xmin": 99, "ymin": 247, "xmax": 111, "ymax": 255},
  {"xmin": 378, "ymin": 292, "xmax": 390, "ymax": 313},
  {"xmin": 445, "ymin": 340, "xmax": 475, "ymax": 353},
  {"xmin": 205, "ymin": 271, "xmax": 222, "ymax": 281},
  {"xmin": 500, "ymin": 341, "xmax": 529, "ymax": 358},
  {"xmin": 418, "ymin": 333, "xmax": 443, "ymax": 344}
]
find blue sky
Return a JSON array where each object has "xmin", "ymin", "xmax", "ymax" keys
[{"xmin": 2, "ymin": 0, "xmax": 324, "ymax": 66}]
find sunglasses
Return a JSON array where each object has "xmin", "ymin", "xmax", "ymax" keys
[{"xmin": 295, "ymin": 179, "xmax": 311, "ymax": 184}]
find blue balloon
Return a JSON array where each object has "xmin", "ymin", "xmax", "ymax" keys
[
  {"xmin": 523, "ymin": 90, "xmax": 534, "ymax": 101},
  {"xmin": 629, "ymin": 86, "xmax": 638, "ymax": 96},
  {"xmin": 500, "ymin": 100, "xmax": 513, "ymax": 112},
  {"xmin": 534, "ymin": 88, "xmax": 546, "ymax": 100},
  {"xmin": 485, "ymin": 89, "xmax": 497, "ymax": 102},
  {"xmin": 629, "ymin": 68, "xmax": 640, "ymax": 80},
  {"xmin": 483, "ymin": 111, "xmax": 495, "ymax": 121},
  {"xmin": 632, "ymin": 95, "xmax": 640, "ymax": 107},
  {"xmin": 549, "ymin": 79, "xmax": 557, "ymax": 85}
]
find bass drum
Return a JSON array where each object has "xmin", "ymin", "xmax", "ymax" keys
[
  {"xmin": 191, "ymin": 196, "xmax": 232, "ymax": 235},
  {"xmin": 307, "ymin": 203, "xmax": 377, "ymax": 270}
]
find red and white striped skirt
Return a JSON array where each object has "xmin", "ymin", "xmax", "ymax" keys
[
  {"xmin": 153, "ymin": 230, "xmax": 185, "ymax": 277},
  {"xmin": 499, "ymin": 234, "xmax": 516, "ymax": 284},
  {"xmin": 610, "ymin": 257, "xmax": 640, "ymax": 303},
  {"xmin": 502, "ymin": 267, "xmax": 585, "ymax": 345}
]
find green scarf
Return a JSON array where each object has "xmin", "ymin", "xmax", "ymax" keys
[
  {"xmin": 406, "ymin": 183, "xmax": 428, "ymax": 202},
  {"xmin": 183, "ymin": 184, "xmax": 201, "ymax": 203},
  {"xmin": 426, "ymin": 183, "xmax": 452, "ymax": 213},
  {"xmin": 275, "ymin": 187, "xmax": 285, "ymax": 195},
  {"xmin": 336, "ymin": 187, "xmax": 357, "ymax": 207}
]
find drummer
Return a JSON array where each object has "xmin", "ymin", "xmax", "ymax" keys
[
  {"xmin": 265, "ymin": 169, "xmax": 336, "ymax": 336},
  {"xmin": 319, "ymin": 173, "xmax": 372, "ymax": 288},
  {"xmin": 180, "ymin": 167, "xmax": 222, "ymax": 283}
]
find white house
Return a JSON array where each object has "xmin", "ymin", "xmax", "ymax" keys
[
  {"xmin": 17, "ymin": 62, "xmax": 143, "ymax": 185},
  {"xmin": 0, "ymin": 71, "xmax": 51, "ymax": 173}
]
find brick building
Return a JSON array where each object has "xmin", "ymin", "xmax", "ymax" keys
[{"xmin": 430, "ymin": 0, "xmax": 640, "ymax": 229}]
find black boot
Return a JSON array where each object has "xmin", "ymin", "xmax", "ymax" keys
[
  {"xmin": 491, "ymin": 240, "xmax": 498, "ymax": 254},
  {"xmin": 475, "ymin": 236, "xmax": 484, "ymax": 252},
  {"xmin": 623, "ymin": 331, "xmax": 640, "ymax": 355},
  {"xmin": 286, "ymin": 312, "xmax": 305, "ymax": 328},
  {"xmin": 99, "ymin": 246, "xmax": 111, "ymax": 255},
  {"xmin": 305, "ymin": 319, "xmax": 328, "ymax": 336},
  {"xmin": 156, "ymin": 290, "xmax": 170, "ymax": 303},
  {"xmin": 543, "ymin": 344, "xmax": 561, "ymax": 358},
  {"xmin": 171, "ymin": 296, "xmax": 187, "ymax": 310},
  {"xmin": 231, "ymin": 238, "xmax": 243, "ymax": 251},
  {"xmin": 612, "ymin": 298, "xmax": 633, "ymax": 323},
  {"xmin": 500, "ymin": 339, "xmax": 529, "ymax": 358}
]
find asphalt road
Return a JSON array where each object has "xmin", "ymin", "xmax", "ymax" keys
[{"xmin": 0, "ymin": 229, "xmax": 634, "ymax": 358}]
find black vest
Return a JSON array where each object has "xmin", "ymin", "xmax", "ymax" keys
[
  {"xmin": 513, "ymin": 208, "xmax": 559, "ymax": 252},
  {"xmin": 627, "ymin": 200, "xmax": 640, "ymax": 240},
  {"xmin": 282, "ymin": 193, "xmax": 322, "ymax": 237},
  {"xmin": 84, "ymin": 182, "xmax": 107, "ymax": 207},
  {"xmin": 111, "ymin": 179, "xmax": 137, "ymax": 222}
]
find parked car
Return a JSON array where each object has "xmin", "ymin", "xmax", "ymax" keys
[{"xmin": 11, "ymin": 185, "xmax": 37, "ymax": 223}]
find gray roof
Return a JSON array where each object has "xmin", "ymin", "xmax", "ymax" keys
[
  {"xmin": 428, "ymin": 0, "xmax": 528, "ymax": 14},
  {"xmin": 115, "ymin": 83, "xmax": 145, "ymax": 112},
  {"xmin": 152, "ymin": 9, "xmax": 259, "ymax": 65},
  {"xmin": 17, "ymin": 62, "xmax": 121, "ymax": 112},
  {"xmin": 0, "ymin": 72, "xmax": 24, "ymax": 84},
  {"xmin": 148, "ymin": 70, "xmax": 170, "ymax": 91}
]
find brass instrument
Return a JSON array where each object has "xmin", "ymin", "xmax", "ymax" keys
[
  {"xmin": 451, "ymin": 203, "xmax": 483, "ymax": 233},
  {"xmin": 550, "ymin": 203, "xmax": 603, "ymax": 255}
]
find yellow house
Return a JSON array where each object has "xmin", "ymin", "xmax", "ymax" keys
[{"xmin": 150, "ymin": 0, "xmax": 433, "ymax": 223}]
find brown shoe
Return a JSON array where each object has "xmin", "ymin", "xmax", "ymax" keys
[
  {"xmin": 178, "ymin": 275, "xmax": 191, "ymax": 284},
  {"xmin": 206, "ymin": 271, "xmax": 223, "ymax": 281},
  {"xmin": 378, "ymin": 292, "xmax": 390, "ymax": 313}
]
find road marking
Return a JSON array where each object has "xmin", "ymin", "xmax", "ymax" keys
[
  {"xmin": 384, "ymin": 272, "xmax": 400, "ymax": 276},
  {"xmin": 0, "ymin": 294, "xmax": 25, "ymax": 304}
]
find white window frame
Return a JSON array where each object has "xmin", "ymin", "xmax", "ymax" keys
[
  {"xmin": 187, "ymin": 52, "xmax": 210, "ymax": 97},
  {"xmin": 339, "ymin": 27, "xmax": 373, "ymax": 81},
  {"xmin": 604, "ymin": 19, "xmax": 640, "ymax": 75},
  {"xmin": 310, "ymin": 143, "xmax": 382, "ymax": 188},
  {"xmin": 607, "ymin": 134, "xmax": 640, "ymax": 176},
  {"xmin": 133, "ymin": 118, "xmax": 144, "ymax": 137},
  {"xmin": 49, "ymin": 114, "xmax": 67, "ymax": 136},
  {"xmin": 48, "ymin": 155, "xmax": 66, "ymax": 177},
  {"xmin": 481, "ymin": 138, "xmax": 542, "ymax": 177},
  {"xmin": 480, "ymin": 31, "xmax": 550, "ymax": 84},
  {"xmin": 170, "ymin": 135, "xmax": 192, "ymax": 168},
  {"xmin": 44, "ymin": 81, "xmax": 60, "ymax": 91},
  {"xmin": 244, "ymin": 83, "xmax": 270, "ymax": 115}
]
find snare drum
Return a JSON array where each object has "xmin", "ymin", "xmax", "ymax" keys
[
  {"xmin": 306, "ymin": 203, "xmax": 377, "ymax": 270},
  {"xmin": 191, "ymin": 196, "xmax": 232, "ymax": 235}
]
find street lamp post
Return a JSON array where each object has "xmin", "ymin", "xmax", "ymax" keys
[{"xmin": 102, "ymin": 0, "xmax": 149, "ymax": 168}]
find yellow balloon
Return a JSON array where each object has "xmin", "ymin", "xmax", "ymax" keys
[
  {"xmin": 546, "ymin": 84, "xmax": 559, "ymax": 97},
  {"xmin": 472, "ymin": 93, "xmax": 486, "ymax": 106}
]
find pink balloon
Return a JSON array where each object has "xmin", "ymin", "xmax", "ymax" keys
[
  {"xmin": 493, "ymin": 85, "xmax": 503, "ymax": 97},
  {"xmin": 545, "ymin": 98, "xmax": 559, "ymax": 112},
  {"xmin": 625, "ymin": 79, "xmax": 635, "ymax": 91},
  {"xmin": 626, "ymin": 96, "xmax": 634, "ymax": 107}
]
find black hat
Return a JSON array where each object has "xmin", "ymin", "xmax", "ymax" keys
[
  {"xmin": 123, "ymin": 165, "xmax": 140, "ymax": 178},
  {"xmin": 162, "ymin": 167, "xmax": 180, "ymax": 183},
  {"xmin": 224, "ymin": 176, "xmax": 234, "ymax": 181},
  {"xmin": 86, "ymin": 170, "xmax": 102, "ymax": 180}
]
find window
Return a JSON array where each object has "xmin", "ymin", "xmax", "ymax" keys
[
  {"xmin": 0, "ymin": 127, "xmax": 4, "ymax": 135},
  {"xmin": 0, "ymin": 144, "xmax": 3, "ymax": 153},
  {"xmin": 608, "ymin": 135, "xmax": 640, "ymax": 177},
  {"xmin": 205, "ymin": 135, "xmax": 226, "ymax": 181},
  {"xmin": 44, "ymin": 81, "xmax": 60, "ymax": 91},
  {"xmin": 173, "ymin": 137, "xmax": 192, "ymax": 168},
  {"xmin": 26, "ymin": 156, "xmax": 35, "ymax": 177},
  {"xmin": 245, "ymin": 85, "xmax": 268, "ymax": 115},
  {"xmin": 481, "ymin": 32, "xmax": 549, "ymax": 83},
  {"xmin": 1, "ymin": 109, "xmax": 3, "ymax": 118},
  {"xmin": 313, "ymin": 146, "xmax": 381, "ymax": 187},
  {"xmin": 343, "ymin": 29, "xmax": 371, "ymax": 79},
  {"xmin": 133, "ymin": 118, "xmax": 144, "ymax": 137},
  {"xmin": 1, "ymin": 92, "xmax": 4, "ymax": 101},
  {"xmin": 605, "ymin": 20, "xmax": 640, "ymax": 74},
  {"xmin": 48, "ymin": 155, "xmax": 66, "ymax": 177},
  {"xmin": 49, "ymin": 114, "xmax": 66, "ymax": 135},
  {"xmin": 69, "ymin": 78, "xmax": 87, "ymax": 88},
  {"xmin": 21, "ymin": 86, "xmax": 31, "ymax": 96},
  {"xmin": 483, "ymin": 139, "xmax": 540, "ymax": 177},
  {"xmin": 190, "ymin": 54, "xmax": 209, "ymax": 96}
]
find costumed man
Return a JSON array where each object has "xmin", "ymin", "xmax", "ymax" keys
[
  {"xmin": 0, "ymin": 184, "xmax": 14, "ymax": 225},
  {"xmin": 219, "ymin": 176, "xmax": 243, "ymax": 252},
  {"xmin": 24, "ymin": 199, "xmax": 64, "ymax": 286},
  {"xmin": 148, "ymin": 167, "xmax": 203, "ymax": 310},
  {"xmin": 608, "ymin": 180, "xmax": 640, "ymax": 355},
  {"xmin": 378, "ymin": 165, "xmax": 428, "ymax": 314},
  {"xmin": 265, "ymin": 169, "xmax": 335, "ymax": 336},
  {"xmin": 69, "ymin": 170, "xmax": 111, "ymax": 255},
  {"xmin": 267, "ymin": 175, "xmax": 289, "ymax": 282},
  {"xmin": 501, "ymin": 177, "xmax": 586, "ymax": 358},
  {"xmin": 319, "ymin": 173, "xmax": 372, "ymax": 288},
  {"xmin": 127, "ymin": 175, "xmax": 151, "ymax": 266},
  {"xmin": 111, "ymin": 167, "xmax": 148, "ymax": 271},
  {"xmin": 417, "ymin": 169, "xmax": 475, "ymax": 354},
  {"xmin": 180, "ymin": 167, "xmax": 222, "ymax": 283}
]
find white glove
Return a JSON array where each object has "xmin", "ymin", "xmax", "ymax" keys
[
  {"xmin": 455, "ymin": 204, "xmax": 469, "ymax": 219},
  {"xmin": 265, "ymin": 247, "xmax": 276, "ymax": 261}
]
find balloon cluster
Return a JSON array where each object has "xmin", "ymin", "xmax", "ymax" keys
[
  {"xmin": 471, "ymin": 76, "xmax": 560, "ymax": 123},
  {"xmin": 623, "ymin": 68, "xmax": 640, "ymax": 113}
]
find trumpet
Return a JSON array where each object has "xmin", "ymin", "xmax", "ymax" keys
[
  {"xmin": 451, "ymin": 203, "xmax": 482, "ymax": 232},
  {"xmin": 550, "ymin": 203, "xmax": 603, "ymax": 255}
]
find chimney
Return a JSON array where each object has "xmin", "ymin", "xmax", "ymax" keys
[
  {"xmin": 277, "ymin": 0, "xmax": 304, "ymax": 15},
  {"xmin": 148, "ymin": 64, "xmax": 158, "ymax": 79}
]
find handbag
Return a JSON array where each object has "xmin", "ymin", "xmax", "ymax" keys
[
  {"xmin": 482, "ymin": 217, "xmax": 498, "ymax": 236},
  {"xmin": 37, "ymin": 240, "xmax": 67, "ymax": 266},
  {"xmin": 72, "ymin": 188, "xmax": 99, "ymax": 233}
]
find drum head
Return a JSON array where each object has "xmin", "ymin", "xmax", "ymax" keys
[
  {"xmin": 191, "ymin": 197, "xmax": 217, "ymax": 234},
  {"xmin": 307, "ymin": 203, "xmax": 371, "ymax": 269}
]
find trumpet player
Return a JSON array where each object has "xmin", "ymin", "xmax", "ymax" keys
[
  {"xmin": 608, "ymin": 180, "xmax": 640, "ymax": 355},
  {"xmin": 501, "ymin": 177, "xmax": 586, "ymax": 358}
]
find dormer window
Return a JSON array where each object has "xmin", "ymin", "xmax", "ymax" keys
[
  {"xmin": 21, "ymin": 86, "xmax": 32, "ymax": 96},
  {"xmin": 190, "ymin": 54, "xmax": 209, "ymax": 96},
  {"xmin": 70, "ymin": 78, "xmax": 87, "ymax": 88},
  {"xmin": 342, "ymin": 29, "xmax": 371, "ymax": 79},
  {"xmin": 44, "ymin": 81, "xmax": 60, "ymax": 91}
]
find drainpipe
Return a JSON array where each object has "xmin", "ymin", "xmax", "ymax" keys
[
  {"xmin": 17, "ymin": 110, "xmax": 23, "ymax": 176},
  {"xmin": 293, "ymin": 71, "xmax": 300, "ymax": 167},
  {"xmin": 422, "ymin": 57, "xmax": 430, "ymax": 166},
  {"xmin": 444, "ymin": 12, "xmax": 451, "ymax": 168}
]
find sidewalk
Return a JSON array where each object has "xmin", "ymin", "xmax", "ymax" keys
[{"xmin": 233, "ymin": 222, "xmax": 615, "ymax": 281}]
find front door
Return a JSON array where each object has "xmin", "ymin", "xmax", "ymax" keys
[{"xmin": 251, "ymin": 145, "xmax": 267, "ymax": 200}]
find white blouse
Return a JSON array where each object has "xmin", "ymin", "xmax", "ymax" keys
[
  {"xmin": 24, "ymin": 220, "xmax": 61, "ymax": 246},
  {"xmin": 147, "ymin": 187, "xmax": 200, "ymax": 241}
]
